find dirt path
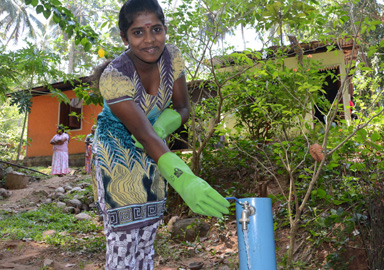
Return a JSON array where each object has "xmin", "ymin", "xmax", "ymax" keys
[
  {"xmin": 0, "ymin": 174, "xmax": 106, "ymax": 270},
  {"xmin": 0, "ymin": 175, "xmax": 77, "ymax": 211},
  {"xmin": 0, "ymin": 174, "xmax": 238, "ymax": 270}
]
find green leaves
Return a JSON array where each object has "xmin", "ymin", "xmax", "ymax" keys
[
  {"xmin": 23, "ymin": 0, "xmax": 99, "ymax": 52},
  {"xmin": 9, "ymin": 91, "xmax": 33, "ymax": 114}
]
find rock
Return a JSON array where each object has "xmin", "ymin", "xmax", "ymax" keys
[
  {"xmin": 44, "ymin": 198, "xmax": 52, "ymax": 204},
  {"xmin": 84, "ymin": 196, "xmax": 94, "ymax": 205},
  {"xmin": 43, "ymin": 258, "xmax": 54, "ymax": 267},
  {"xmin": 55, "ymin": 187, "xmax": 65, "ymax": 193},
  {"xmin": 170, "ymin": 218, "xmax": 210, "ymax": 242},
  {"xmin": 189, "ymin": 261, "xmax": 204, "ymax": 270},
  {"xmin": 32, "ymin": 190, "xmax": 49, "ymax": 200},
  {"xmin": 5, "ymin": 167, "xmax": 13, "ymax": 174},
  {"xmin": 64, "ymin": 207, "xmax": 76, "ymax": 214},
  {"xmin": 0, "ymin": 188, "xmax": 12, "ymax": 199},
  {"xmin": 167, "ymin": 216, "xmax": 180, "ymax": 232},
  {"xmin": 63, "ymin": 185, "xmax": 73, "ymax": 191},
  {"xmin": 57, "ymin": 202, "xmax": 66, "ymax": 208},
  {"xmin": 81, "ymin": 203, "xmax": 90, "ymax": 211},
  {"xmin": 67, "ymin": 199, "xmax": 82, "ymax": 208},
  {"xmin": 56, "ymin": 193, "xmax": 66, "ymax": 201},
  {"xmin": 75, "ymin": 213, "xmax": 92, "ymax": 221},
  {"xmin": 5, "ymin": 172, "xmax": 29, "ymax": 190},
  {"xmin": 42, "ymin": 230, "xmax": 56, "ymax": 237},
  {"xmin": 80, "ymin": 182, "xmax": 91, "ymax": 188},
  {"xmin": 70, "ymin": 187, "xmax": 82, "ymax": 193}
]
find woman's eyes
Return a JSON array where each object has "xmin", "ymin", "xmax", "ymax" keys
[{"xmin": 132, "ymin": 27, "xmax": 163, "ymax": 36}]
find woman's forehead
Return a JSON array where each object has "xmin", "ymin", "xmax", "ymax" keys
[{"xmin": 131, "ymin": 12, "xmax": 162, "ymax": 28}]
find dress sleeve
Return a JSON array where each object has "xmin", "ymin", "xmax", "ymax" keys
[
  {"xmin": 99, "ymin": 65, "xmax": 136, "ymax": 105},
  {"xmin": 167, "ymin": 44, "xmax": 186, "ymax": 80}
]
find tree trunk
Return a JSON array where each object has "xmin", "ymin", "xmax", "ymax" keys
[
  {"xmin": 287, "ymin": 219, "xmax": 300, "ymax": 266},
  {"xmin": 16, "ymin": 110, "xmax": 28, "ymax": 162},
  {"xmin": 241, "ymin": 24, "xmax": 246, "ymax": 50},
  {"xmin": 67, "ymin": 40, "xmax": 75, "ymax": 74}
]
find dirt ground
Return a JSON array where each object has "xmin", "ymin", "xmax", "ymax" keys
[{"xmin": 0, "ymin": 174, "xmax": 239, "ymax": 270}]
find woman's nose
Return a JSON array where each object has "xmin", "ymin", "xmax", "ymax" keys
[{"xmin": 144, "ymin": 31, "xmax": 155, "ymax": 43}]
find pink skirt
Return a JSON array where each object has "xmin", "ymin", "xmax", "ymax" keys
[{"xmin": 51, "ymin": 150, "xmax": 69, "ymax": 175}]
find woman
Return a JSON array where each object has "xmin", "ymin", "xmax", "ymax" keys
[
  {"xmin": 84, "ymin": 125, "xmax": 96, "ymax": 174},
  {"xmin": 50, "ymin": 125, "xmax": 69, "ymax": 177},
  {"xmin": 92, "ymin": 0, "xmax": 229, "ymax": 268}
]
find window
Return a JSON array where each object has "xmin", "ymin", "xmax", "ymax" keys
[{"xmin": 59, "ymin": 98, "xmax": 82, "ymax": 130}]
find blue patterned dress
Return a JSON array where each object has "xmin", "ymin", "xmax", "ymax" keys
[{"xmin": 92, "ymin": 44, "xmax": 185, "ymax": 231}]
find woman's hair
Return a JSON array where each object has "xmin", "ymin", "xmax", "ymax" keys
[
  {"xmin": 57, "ymin": 125, "xmax": 65, "ymax": 132},
  {"xmin": 119, "ymin": 0, "xmax": 165, "ymax": 40}
]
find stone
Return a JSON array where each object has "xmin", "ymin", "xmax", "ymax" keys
[
  {"xmin": 42, "ymin": 230, "xmax": 56, "ymax": 237},
  {"xmin": 170, "ymin": 218, "xmax": 210, "ymax": 242},
  {"xmin": 67, "ymin": 199, "xmax": 82, "ymax": 208},
  {"xmin": 81, "ymin": 203, "xmax": 90, "ymax": 211},
  {"xmin": 43, "ymin": 259, "xmax": 54, "ymax": 267},
  {"xmin": 63, "ymin": 185, "xmax": 73, "ymax": 191},
  {"xmin": 55, "ymin": 187, "xmax": 65, "ymax": 193},
  {"xmin": 44, "ymin": 198, "xmax": 52, "ymax": 204},
  {"xmin": 5, "ymin": 172, "xmax": 29, "ymax": 190},
  {"xmin": 65, "ymin": 207, "xmax": 76, "ymax": 214},
  {"xmin": 0, "ymin": 188, "xmax": 12, "ymax": 198},
  {"xmin": 32, "ymin": 190, "xmax": 48, "ymax": 197},
  {"xmin": 57, "ymin": 202, "xmax": 66, "ymax": 208},
  {"xmin": 75, "ymin": 213, "xmax": 91, "ymax": 221},
  {"xmin": 70, "ymin": 187, "xmax": 82, "ymax": 192}
]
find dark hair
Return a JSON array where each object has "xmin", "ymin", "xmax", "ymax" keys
[
  {"xmin": 119, "ymin": 0, "xmax": 165, "ymax": 40},
  {"xmin": 57, "ymin": 125, "xmax": 65, "ymax": 132}
]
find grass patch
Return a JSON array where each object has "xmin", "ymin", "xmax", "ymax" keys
[{"xmin": 0, "ymin": 204, "xmax": 105, "ymax": 253}]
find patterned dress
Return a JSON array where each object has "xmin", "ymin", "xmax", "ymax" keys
[{"xmin": 93, "ymin": 44, "xmax": 185, "ymax": 232}]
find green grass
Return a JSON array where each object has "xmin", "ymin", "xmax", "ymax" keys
[{"xmin": 0, "ymin": 204, "xmax": 105, "ymax": 253}]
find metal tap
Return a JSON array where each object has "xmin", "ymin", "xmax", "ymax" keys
[{"xmin": 238, "ymin": 201, "xmax": 256, "ymax": 231}]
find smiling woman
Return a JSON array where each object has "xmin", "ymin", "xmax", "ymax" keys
[{"xmin": 89, "ymin": 0, "xmax": 229, "ymax": 269}]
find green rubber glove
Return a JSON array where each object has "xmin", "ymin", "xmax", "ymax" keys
[
  {"xmin": 157, "ymin": 152, "xmax": 230, "ymax": 218},
  {"xmin": 133, "ymin": 108, "xmax": 182, "ymax": 149}
]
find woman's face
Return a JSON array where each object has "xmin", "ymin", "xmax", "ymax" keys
[{"xmin": 121, "ymin": 11, "xmax": 167, "ymax": 64}]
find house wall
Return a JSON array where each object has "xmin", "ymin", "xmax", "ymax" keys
[{"xmin": 25, "ymin": 90, "xmax": 102, "ymax": 165}]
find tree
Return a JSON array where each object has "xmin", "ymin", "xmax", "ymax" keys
[
  {"xmin": 166, "ymin": 0, "xmax": 384, "ymax": 268},
  {"xmin": 0, "ymin": 0, "xmax": 44, "ymax": 45},
  {"xmin": 7, "ymin": 43, "xmax": 69, "ymax": 161}
]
